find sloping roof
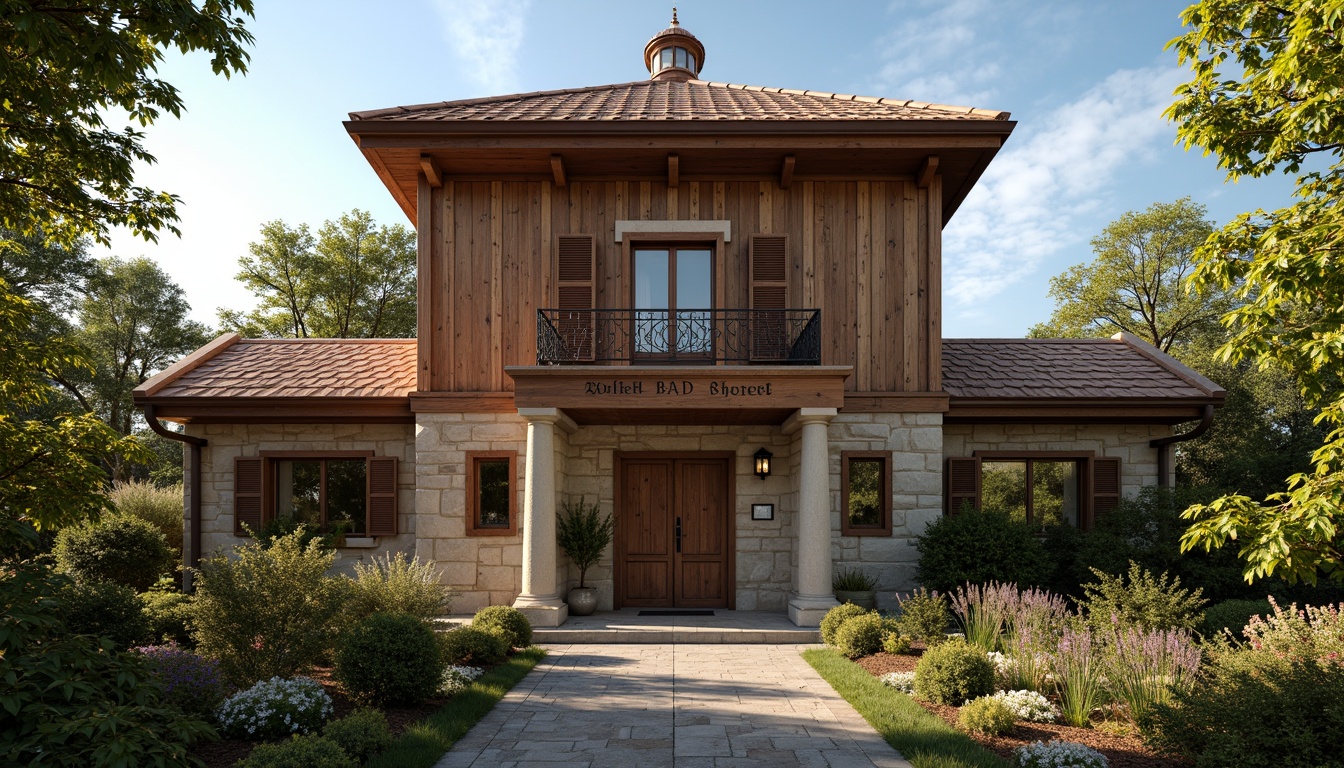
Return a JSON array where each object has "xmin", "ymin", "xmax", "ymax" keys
[
  {"xmin": 348, "ymin": 79, "xmax": 1011, "ymax": 123},
  {"xmin": 941, "ymin": 334, "xmax": 1225, "ymax": 401}
]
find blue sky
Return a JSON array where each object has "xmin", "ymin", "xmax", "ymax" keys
[{"xmin": 101, "ymin": 0, "xmax": 1299, "ymax": 338}]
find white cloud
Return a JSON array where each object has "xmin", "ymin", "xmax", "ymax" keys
[
  {"xmin": 871, "ymin": 0, "xmax": 1002, "ymax": 107},
  {"xmin": 431, "ymin": 0, "xmax": 531, "ymax": 93},
  {"xmin": 943, "ymin": 65, "xmax": 1186, "ymax": 307}
]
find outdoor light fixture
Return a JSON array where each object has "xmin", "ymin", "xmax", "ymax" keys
[{"xmin": 753, "ymin": 448, "xmax": 773, "ymax": 480}]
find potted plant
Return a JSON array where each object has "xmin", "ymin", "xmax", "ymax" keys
[
  {"xmin": 557, "ymin": 496, "xmax": 614, "ymax": 616},
  {"xmin": 833, "ymin": 566, "xmax": 878, "ymax": 610}
]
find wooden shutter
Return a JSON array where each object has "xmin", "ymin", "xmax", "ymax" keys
[
  {"xmin": 234, "ymin": 457, "xmax": 263, "ymax": 536},
  {"xmin": 555, "ymin": 234, "xmax": 596, "ymax": 361},
  {"xmin": 945, "ymin": 457, "xmax": 981, "ymax": 515},
  {"xmin": 1092, "ymin": 457, "xmax": 1122, "ymax": 525},
  {"xmin": 749, "ymin": 235, "xmax": 788, "ymax": 360},
  {"xmin": 367, "ymin": 457, "xmax": 399, "ymax": 537}
]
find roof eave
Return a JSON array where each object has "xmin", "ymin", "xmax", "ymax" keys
[{"xmin": 343, "ymin": 117, "xmax": 1017, "ymax": 138}]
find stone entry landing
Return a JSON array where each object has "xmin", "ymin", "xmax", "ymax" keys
[
  {"xmin": 436, "ymin": 644, "xmax": 909, "ymax": 768},
  {"xmin": 536, "ymin": 610, "xmax": 821, "ymax": 644}
]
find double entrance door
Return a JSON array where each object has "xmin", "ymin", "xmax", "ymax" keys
[{"xmin": 614, "ymin": 453, "xmax": 733, "ymax": 609}]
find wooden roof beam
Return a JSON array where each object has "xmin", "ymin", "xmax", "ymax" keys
[
  {"xmin": 917, "ymin": 154, "xmax": 939, "ymax": 188},
  {"xmin": 779, "ymin": 155, "xmax": 795, "ymax": 189},
  {"xmin": 667, "ymin": 153, "xmax": 679, "ymax": 188},
  {"xmin": 550, "ymin": 154, "xmax": 566, "ymax": 187},
  {"xmin": 419, "ymin": 153, "xmax": 443, "ymax": 188}
]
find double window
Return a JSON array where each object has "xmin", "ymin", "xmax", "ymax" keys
[
  {"xmin": 633, "ymin": 244, "xmax": 714, "ymax": 359},
  {"xmin": 945, "ymin": 452, "xmax": 1121, "ymax": 531},
  {"xmin": 232, "ymin": 452, "xmax": 399, "ymax": 538}
]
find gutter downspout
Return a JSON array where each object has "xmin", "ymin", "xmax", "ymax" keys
[
  {"xmin": 143, "ymin": 405, "xmax": 207, "ymax": 592},
  {"xmin": 1149, "ymin": 404, "xmax": 1215, "ymax": 488}
]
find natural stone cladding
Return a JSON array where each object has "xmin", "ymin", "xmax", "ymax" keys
[{"xmin": 186, "ymin": 423, "xmax": 416, "ymax": 569}]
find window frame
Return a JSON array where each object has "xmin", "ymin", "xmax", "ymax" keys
[
  {"xmin": 840, "ymin": 450, "xmax": 892, "ymax": 536},
  {"xmin": 971, "ymin": 450, "xmax": 1097, "ymax": 530},
  {"xmin": 627, "ymin": 234, "xmax": 722, "ymax": 363},
  {"xmin": 256, "ymin": 450, "xmax": 376, "ymax": 535},
  {"xmin": 465, "ymin": 450, "xmax": 519, "ymax": 537}
]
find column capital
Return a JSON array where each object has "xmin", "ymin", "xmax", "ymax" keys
[
  {"xmin": 517, "ymin": 407, "xmax": 578, "ymax": 434},
  {"xmin": 781, "ymin": 407, "xmax": 838, "ymax": 435}
]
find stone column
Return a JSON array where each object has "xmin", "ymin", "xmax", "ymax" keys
[
  {"xmin": 783, "ymin": 407, "xmax": 839, "ymax": 626},
  {"xmin": 512, "ymin": 408, "xmax": 575, "ymax": 627}
]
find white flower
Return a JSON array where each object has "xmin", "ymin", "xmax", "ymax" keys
[
  {"xmin": 1014, "ymin": 740, "xmax": 1108, "ymax": 768},
  {"xmin": 439, "ymin": 665, "xmax": 485, "ymax": 695},
  {"xmin": 216, "ymin": 676, "xmax": 333, "ymax": 740},
  {"xmin": 880, "ymin": 671, "xmax": 916, "ymax": 694},
  {"xmin": 991, "ymin": 690, "xmax": 1058, "ymax": 723}
]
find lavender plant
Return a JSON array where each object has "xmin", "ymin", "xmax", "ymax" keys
[
  {"xmin": 950, "ymin": 581, "xmax": 1016, "ymax": 652},
  {"xmin": 134, "ymin": 643, "xmax": 229, "ymax": 719},
  {"xmin": 1102, "ymin": 624, "xmax": 1201, "ymax": 725},
  {"xmin": 1050, "ymin": 626, "xmax": 1105, "ymax": 728},
  {"xmin": 1003, "ymin": 622, "xmax": 1053, "ymax": 693}
]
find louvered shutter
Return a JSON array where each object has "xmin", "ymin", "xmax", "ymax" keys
[
  {"xmin": 555, "ymin": 234, "xmax": 596, "ymax": 361},
  {"xmin": 944, "ymin": 457, "xmax": 981, "ymax": 515},
  {"xmin": 234, "ymin": 457, "xmax": 264, "ymax": 536},
  {"xmin": 1092, "ymin": 457, "xmax": 1121, "ymax": 526},
  {"xmin": 749, "ymin": 235, "xmax": 788, "ymax": 361},
  {"xmin": 367, "ymin": 457, "xmax": 399, "ymax": 536}
]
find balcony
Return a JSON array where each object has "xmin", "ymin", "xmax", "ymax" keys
[{"xmin": 536, "ymin": 308, "xmax": 822, "ymax": 366}]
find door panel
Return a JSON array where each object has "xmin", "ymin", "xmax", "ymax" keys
[
  {"xmin": 675, "ymin": 460, "xmax": 729, "ymax": 606},
  {"xmin": 619, "ymin": 461, "xmax": 673, "ymax": 606}
]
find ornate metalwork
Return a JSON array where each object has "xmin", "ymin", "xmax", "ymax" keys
[{"xmin": 536, "ymin": 308, "xmax": 822, "ymax": 365}]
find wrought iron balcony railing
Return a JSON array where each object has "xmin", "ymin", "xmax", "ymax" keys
[{"xmin": 537, "ymin": 308, "xmax": 822, "ymax": 365}]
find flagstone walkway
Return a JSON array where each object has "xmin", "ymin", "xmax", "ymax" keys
[{"xmin": 435, "ymin": 644, "xmax": 910, "ymax": 768}]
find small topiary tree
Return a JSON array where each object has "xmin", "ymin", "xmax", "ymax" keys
[
  {"xmin": 335, "ymin": 613, "xmax": 443, "ymax": 706},
  {"xmin": 833, "ymin": 612, "xmax": 886, "ymax": 659},
  {"xmin": 54, "ymin": 514, "xmax": 173, "ymax": 592},
  {"xmin": 235, "ymin": 734, "xmax": 355, "ymax": 768},
  {"xmin": 820, "ymin": 603, "xmax": 869, "ymax": 646},
  {"xmin": 472, "ymin": 605, "xmax": 532, "ymax": 648},
  {"xmin": 897, "ymin": 587, "xmax": 951, "ymax": 646},
  {"xmin": 323, "ymin": 708, "xmax": 392, "ymax": 763},
  {"xmin": 557, "ymin": 497, "xmax": 614, "ymax": 589},
  {"xmin": 914, "ymin": 508, "xmax": 1051, "ymax": 593},
  {"xmin": 438, "ymin": 626, "xmax": 509, "ymax": 667},
  {"xmin": 913, "ymin": 638, "xmax": 996, "ymax": 705},
  {"xmin": 959, "ymin": 695, "xmax": 1017, "ymax": 736}
]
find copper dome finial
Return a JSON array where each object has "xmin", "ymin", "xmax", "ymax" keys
[
  {"xmin": 645, "ymin": 9, "xmax": 703, "ymax": 82},
  {"xmin": 671, "ymin": 6, "xmax": 679, "ymax": 25}
]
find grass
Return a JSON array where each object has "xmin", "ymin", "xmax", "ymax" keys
[
  {"xmin": 365, "ymin": 646, "xmax": 547, "ymax": 768},
  {"xmin": 802, "ymin": 648, "xmax": 1009, "ymax": 768}
]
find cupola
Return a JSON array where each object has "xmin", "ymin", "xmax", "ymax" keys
[{"xmin": 644, "ymin": 8, "xmax": 705, "ymax": 82}]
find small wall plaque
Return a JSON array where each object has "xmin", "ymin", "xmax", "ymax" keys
[{"xmin": 751, "ymin": 503, "xmax": 775, "ymax": 521}]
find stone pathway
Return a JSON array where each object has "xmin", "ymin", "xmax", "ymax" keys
[{"xmin": 436, "ymin": 644, "xmax": 910, "ymax": 768}]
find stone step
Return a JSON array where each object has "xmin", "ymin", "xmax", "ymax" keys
[{"xmin": 436, "ymin": 610, "xmax": 821, "ymax": 644}]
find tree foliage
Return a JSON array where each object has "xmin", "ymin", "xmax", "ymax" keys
[
  {"xmin": 0, "ymin": 0, "xmax": 255, "ymax": 247},
  {"xmin": 1029, "ymin": 198, "xmax": 1229, "ymax": 351},
  {"xmin": 220, "ymin": 210, "xmax": 416, "ymax": 338},
  {"xmin": 1168, "ymin": 0, "xmax": 1344, "ymax": 584}
]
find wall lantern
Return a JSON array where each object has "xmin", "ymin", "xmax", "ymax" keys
[{"xmin": 753, "ymin": 448, "xmax": 773, "ymax": 480}]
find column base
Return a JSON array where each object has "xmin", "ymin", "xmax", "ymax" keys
[
  {"xmin": 787, "ymin": 593, "xmax": 840, "ymax": 627},
  {"xmin": 512, "ymin": 595, "xmax": 570, "ymax": 628}
]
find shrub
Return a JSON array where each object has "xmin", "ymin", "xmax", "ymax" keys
[
  {"xmin": 1141, "ymin": 649, "xmax": 1344, "ymax": 767},
  {"xmin": 915, "ymin": 508, "xmax": 1051, "ymax": 593},
  {"xmin": 1102, "ymin": 626, "xmax": 1200, "ymax": 725},
  {"xmin": 1242, "ymin": 597, "xmax": 1344, "ymax": 661},
  {"xmin": 140, "ymin": 582, "xmax": 194, "ymax": 646},
  {"xmin": 1014, "ymin": 740, "xmax": 1109, "ymax": 768},
  {"xmin": 880, "ymin": 670, "xmax": 916, "ymax": 693},
  {"xmin": 896, "ymin": 587, "xmax": 951, "ymax": 646},
  {"xmin": 236, "ymin": 734, "xmax": 355, "ymax": 768},
  {"xmin": 473, "ymin": 605, "xmax": 532, "ymax": 648},
  {"xmin": 134, "ymin": 643, "xmax": 228, "ymax": 718},
  {"xmin": 217, "ymin": 676, "xmax": 333, "ymax": 740},
  {"xmin": 820, "ymin": 603, "xmax": 869, "ymax": 646},
  {"xmin": 335, "ymin": 612, "xmax": 443, "ymax": 706},
  {"xmin": 192, "ymin": 530, "xmax": 348, "ymax": 686},
  {"xmin": 959, "ymin": 695, "xmax": 1016, "ymax": 736},
  {"xmin": 59, "ymin": 578, "xmax": 149, "ymax": 649},
  {"xmin": 323, "ymin": 708, "xmax": 392, "ymax": 763},
  {"xmin": 438, "ymin": 625, "xmax": 509, "ymax": 667},
  {"xmin": 440, "ymin": 664, "xmax": 485, "ymax": 695},
  {"xmin": 883, "ymin": 629, "xmax": 912, "ymax": 655},
  {"xmin": 913, "ymin": 638, "xmax": 996, "ymax": 705},
  {"xmin": 1201, "ymin": 598, "xmax": 1272, "ymax": 639},
  {"xmin": 1079, "ymin": 561, "xmax": 1207, "ymax": 633},
  {"xmin": 111, "ymin": 480, "xmax": 184, "ymax": 559},
  {"xmin": 1, "ymin": 561, "xmax": 214, "ymax": 767},
  {"xmin": 833, "ymin": 566, "xmax": 878, "ymax": 592},
  {"xmin": 54, "ymin": 513, "xmax": 173, "ymax": 591},
  {"xmin": 833, "ymin": 612, "xmax": 886, "ymax": 659},
  {"xmin": 347, "ymin": 552, "xmax": 453, "ymax": 622},
  {"xmin": 991, "ymin": 689, "xmax": 1058, "ymax": 723},
  {"xmin": 1050, "ymin": 626, "xmax": 1105, "ymax": 728}
]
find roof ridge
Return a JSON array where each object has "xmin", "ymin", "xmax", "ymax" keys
[
  {"xmin": 350, "ymin": 80, "xmax": 657, "ymax": 120},
  {"xmin": 239, "ymin": 338, "xmax": 418, "ymax": 344}
]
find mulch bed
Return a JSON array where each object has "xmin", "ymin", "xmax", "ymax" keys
[
  {"xmin": 191, "ymin": 667, "xmax": 446, "ymax": 768},
  {"xmin": 854, "ymin": 651, "xmax": 1190, "ymax": 768}
]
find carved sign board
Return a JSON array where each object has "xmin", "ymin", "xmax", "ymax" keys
[{"xmin": 505, "ymin": 366, "xmax": 851, "ymax": 413}]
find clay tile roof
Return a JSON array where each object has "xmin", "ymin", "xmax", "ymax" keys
[
  {"xmin": 348, "ymin": 79, "xmax": 1011, "ymax": 123},
  {"xmin": 141, "ymin": 337, "xmax": 416, "ymax": 400},
  {"xmin": 941, "ymin": 335, "xmax": 1225, "ymax": 401}
]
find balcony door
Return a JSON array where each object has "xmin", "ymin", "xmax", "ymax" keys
[{"xmin": 633, "ymin": 245, "xmax": 713, "ymax": 361}]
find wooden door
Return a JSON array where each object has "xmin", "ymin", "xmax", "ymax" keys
[{"xmin": 615, "ymin": 454, "xmax": 733, "ymax": 608}]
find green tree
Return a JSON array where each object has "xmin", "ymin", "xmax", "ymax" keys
[
  {"xmin": 220, "ymin": 210, "xmax": 416, "ymax": 338},
  {"xmin": 1029, "ymin": 198, "xmax": 1230, "ymax": 352},
  {"xmin": 0, "ymin": 227, "xmax": 95, "ymax": 317},
  {"xmin": 0, "ymin": 1, "xmax": 254, "ymax": 248},
  {"xmin": 1169, "ymin": 0, "xmax": 1344, "ymax": 584}
]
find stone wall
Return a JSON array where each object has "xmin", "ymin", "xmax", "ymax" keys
[{"xmin": 185, "ymin": 423, "xmax": 416, "ymax": 569}]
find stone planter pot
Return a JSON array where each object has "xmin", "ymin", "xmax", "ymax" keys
[
  {"xmin": 567, "ymin": 587, "xmax": 598, "ymax": 616},
  {"xmin": 834, "ymin": 589, "xmax": 876, "ymax": 610}
]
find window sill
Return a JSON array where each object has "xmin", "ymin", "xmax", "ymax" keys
[{"xmin": 338, "ymin": 537, "xmax": 379, "ymax": 549}]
